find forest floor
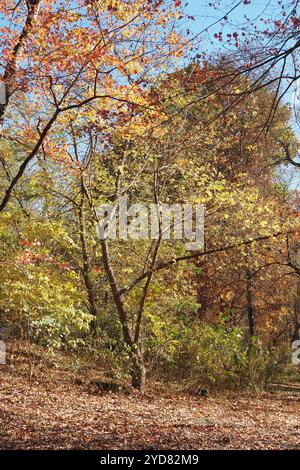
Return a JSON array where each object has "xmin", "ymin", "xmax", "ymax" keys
[{"xmin": 0, "ymin": 341, "xmax": 299, "ymax": 450}]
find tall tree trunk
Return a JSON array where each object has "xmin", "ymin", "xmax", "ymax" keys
[
  {"xmin": 195, "ymin": 260, "xmax": 209, "ymax": 319},
  {"xmin": 246, "ymin": 266, "xmax": 255, "ymax": 337},
  {"xmin": 131, "ymin": 343, "xmax": 146, "ymax": 392},
  {"xmin": 78, "ymin": 188, "xmax": 98, "ymax": 330},
  {"xmin": 100, "ymin": 236, "xmax": 149, "ymax": 392},
  {"xmin": 100, "ymin": 237, "xmax": 146, "ymax": 390},
  {"xmin": 87, "ymin": 170, "xmax": 162, "ymax": 392},
  {"xmin": 292, "ymin": 280, "xmax": 300, "ymax": 342},
  {"xmin": 246, "ymin": 247, "xmax": 255, "ymax": 338}
]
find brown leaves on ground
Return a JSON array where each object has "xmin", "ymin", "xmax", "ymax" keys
[{"xmin": 0, "ymin": 362, "xmax": 299, "ymax": 450}]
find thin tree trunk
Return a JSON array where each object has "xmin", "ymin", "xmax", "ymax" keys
[
  {"xmin": 131, "ymin": 344, "xmax": 146, "ymax": 391},
  {"xmin": 81, "ymin": 169, "xmax": 144, "ymax": 390},
  {"xmin": 0, "ymin": 0, "xmax": 42, "ymax": 125},
  {"xmin": 246, "ymin": 259, "xmax": 255, "ymax": 338},
  {"xmin": 292, "ymin": 280, "xmax": 300, "ymax": 342},
  {"xmin": 195, "ymin": 260, "xmax": 209, "ymax": 319},
  {"xmin": 243, "ymin": 245, "xmax": 255, "ymax": 338},
  {"xmin": 100, "ymin": 237, "xmax": 146, "ymax": 391},
  {"xmin": 100, "ymin": 238, "xmax": 133, "ymax": 346},
  {"xmin": 78, "ymin": 186, "xmax": 98, "ymax": 329},
  {"xmin": 0, "ymin": 109, "xmax": 60, "ymax": 212}
]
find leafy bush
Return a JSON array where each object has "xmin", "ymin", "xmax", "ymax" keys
[
  {"xmin": 149, "ymin": 321, "xmax": 274, "ymax": 391},
  {"xmin": 0, "ymin": 220, "xmax": 93, "ymax": 349}
]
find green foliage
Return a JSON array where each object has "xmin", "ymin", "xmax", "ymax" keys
[
  {"xmin": 0, "ymin": 61, "xmax": 298, "ymax": 390},
  {"xmin": 149, "ymin": 320, "xmax": 273, "ymax": 391},
  {"xmin": 0, "ymin": 216, "xmax": 92, "ymax": 349}
]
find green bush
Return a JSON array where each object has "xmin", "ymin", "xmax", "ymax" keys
[{"xmin": 150, "ymin": 322, "xmax": 274, "ymax": 391}]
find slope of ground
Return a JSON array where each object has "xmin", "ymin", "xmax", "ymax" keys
[{"xmin": 0, "ymin": 345, "xmax": 299, "ymax": 450}]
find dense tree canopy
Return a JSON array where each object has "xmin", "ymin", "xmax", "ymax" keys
[{"xmin": 0, "ymin": 0, "xmax": 299, "ymax": 394}]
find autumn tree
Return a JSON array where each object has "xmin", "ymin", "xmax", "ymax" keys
[
  {"xmin": 0, "ymin": 0, "xmax": 186, "ymax": 212},
  {"xmin": 1, "ymin": 1, "xmax": 299, "ymax": 393}
]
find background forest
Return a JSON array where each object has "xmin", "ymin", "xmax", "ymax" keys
[{"xmin": 0, "ymin": 0, "xmax": 299, "ymax": 401}]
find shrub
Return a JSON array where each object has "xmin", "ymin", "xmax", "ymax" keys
[{"xmin": 149, "ymin": 321, "xmax": 274, "ymax": 391}]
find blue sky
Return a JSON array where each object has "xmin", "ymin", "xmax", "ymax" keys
[
  {"xmin": 183, "ymin": 1, "xmax": 300, "ymax": 189},
  {"xmin": 186, "ymin": 0, "xmax": 285, "ymax": 30}
]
